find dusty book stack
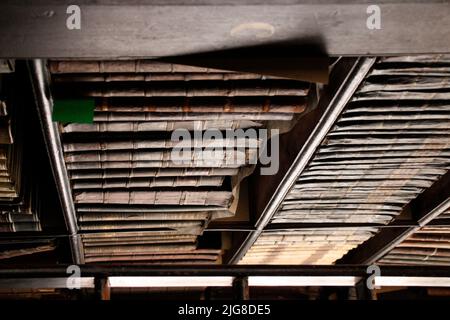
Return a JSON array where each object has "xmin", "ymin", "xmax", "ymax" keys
[
  {"xmin": 49, "ymin": 60, "xmax": 310, "ymax": 264},
  {"xmin": 0, "ymin": 71, "xmax": 41, "ymax": 233},
  {"xmin": 379, "ymin": 225, "xmax": 450, "ymax": 266},
  {"xmin": 379, "ymin": 204, "xmax": 450, "ymax": 266},
  {"xmin": 240, "ymin": 55, "xmax": 450, "ymax": 265},
  {"xmin": 0, "ymin": 75, "xmax": 20, "ymax": 201}
]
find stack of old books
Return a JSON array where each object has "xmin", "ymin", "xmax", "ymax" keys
[
  {"xmin": 240, "ymin": 55, "xmax": 450, "ymax": 265},
  {"xmin": 0, "ymin": 71, "xmax": 41, "ymax": 233},
  {"xmin": 50, "ymin": 59, "xmax": 310, "ymax": 264}
]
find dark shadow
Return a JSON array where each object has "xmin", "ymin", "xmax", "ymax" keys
[{"xmin": 157, "ymin": 38, "xmax": 329, "ymax": 84}]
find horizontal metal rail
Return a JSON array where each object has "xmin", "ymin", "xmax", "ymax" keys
[
  {"xmin": 1, "ymin": 265, "xmax": 450, "ymax": 289},
  {"xmin": 1, "ymin": 265, "xmax": 450, "ymax": 278}
]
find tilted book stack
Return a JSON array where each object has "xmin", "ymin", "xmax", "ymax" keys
[
  {"xmin": 50, "ymin": 59, "xmax": 310, "ymax": 264},
  {"xmin": 0, "ymin": 71, "xmax": 42, "ymax": 233}
]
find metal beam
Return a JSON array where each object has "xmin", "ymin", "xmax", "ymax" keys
[
  {"xmin": 339, "ymin": 169, "xmax": 450, "ymax": 265},
  {"xmin": 229, "ymin": 57, "xmax": 376, "ymax": 264},
  {"xmin": 1, "ymin": 1, "xmax": 450, "ymax": 58},
  {"xmin": 3, "ymin": 265, "xmax": 450, "ymax": 278},
  {"xmin": 1, "ymin": 265, "xmax": 450, "ymax": 289},
  {"xmin": 28, "ymin": 59, "xmax": 84, "ymax": 264},
  {"xmin": 3, "ymin": 275, "xmax": 450, "ymax": 289},
  {"xmin": 0, "ymin": 265, "xmax": 368, "ymax": 278}
]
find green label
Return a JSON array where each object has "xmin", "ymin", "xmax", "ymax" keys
[{"xmin": 52, "ymin": 99, "xmax": 95, "ymax": 123}]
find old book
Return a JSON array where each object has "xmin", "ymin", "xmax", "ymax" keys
[
  {"xmin": 71, "ymin": 176, "xmax": 224, "ymax": 189},
  {"xmin": 94, "ymin": 111, "xmax": 293, "ymax": 121},
  {"xmin": 74, "ymin": 190, "xmax": 233, "ymax": 207},
  {"xmin": 52, "ymin": 72, "xmax": 281, "ymax": 82},
  {"xmin": 69, "ymin": 168, "xmax": 239, "ymax": 179},
  {"xmin": 52, "ymin": 80, "xmax": 309, "ymax": 98},
  {"xmin": 62, "ymin": 120, "xmax": 262, "ymax": 133},
  {"xmin": 63, "ymin": 137, "xmax": 261, "ymax": 152},
  {"xmin": 49, "ymin": 60, "xmax": 233, "ymax": 74},
  {"xmin": 94, "ymin": 96, "xmax": 306, "ymax": 113}
]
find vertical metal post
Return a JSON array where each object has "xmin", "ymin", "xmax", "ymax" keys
[
  {"xmin": 95, "ymin": 276, "xmax": 111, "ymax": 300},
  {"xmin": 355, "ymin": 279, "xmax": 375, "ymax": 300},
  {"xmin": 27, "ymin": 59, "xmax": 84, "ymax": 264},
  {"xmin": 233, "ymin": 276, "xmax": 249, "ymax": 300}
]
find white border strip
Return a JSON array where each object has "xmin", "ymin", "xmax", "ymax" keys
[
  {"xmin": 375, "ymin": 276, "xmax": 450, "ymax": 287},
  {"xmin": 108, "ymin": 276, "xmax": 234, "ymax": 288},
  {"xmin": 249, "ymin": 276, "xmax": 360, "ymax": 287}
]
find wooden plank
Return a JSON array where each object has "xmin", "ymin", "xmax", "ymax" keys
[{"xmin": 2, "ymin": 1, "xmax": 450, "ymax": 57}]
